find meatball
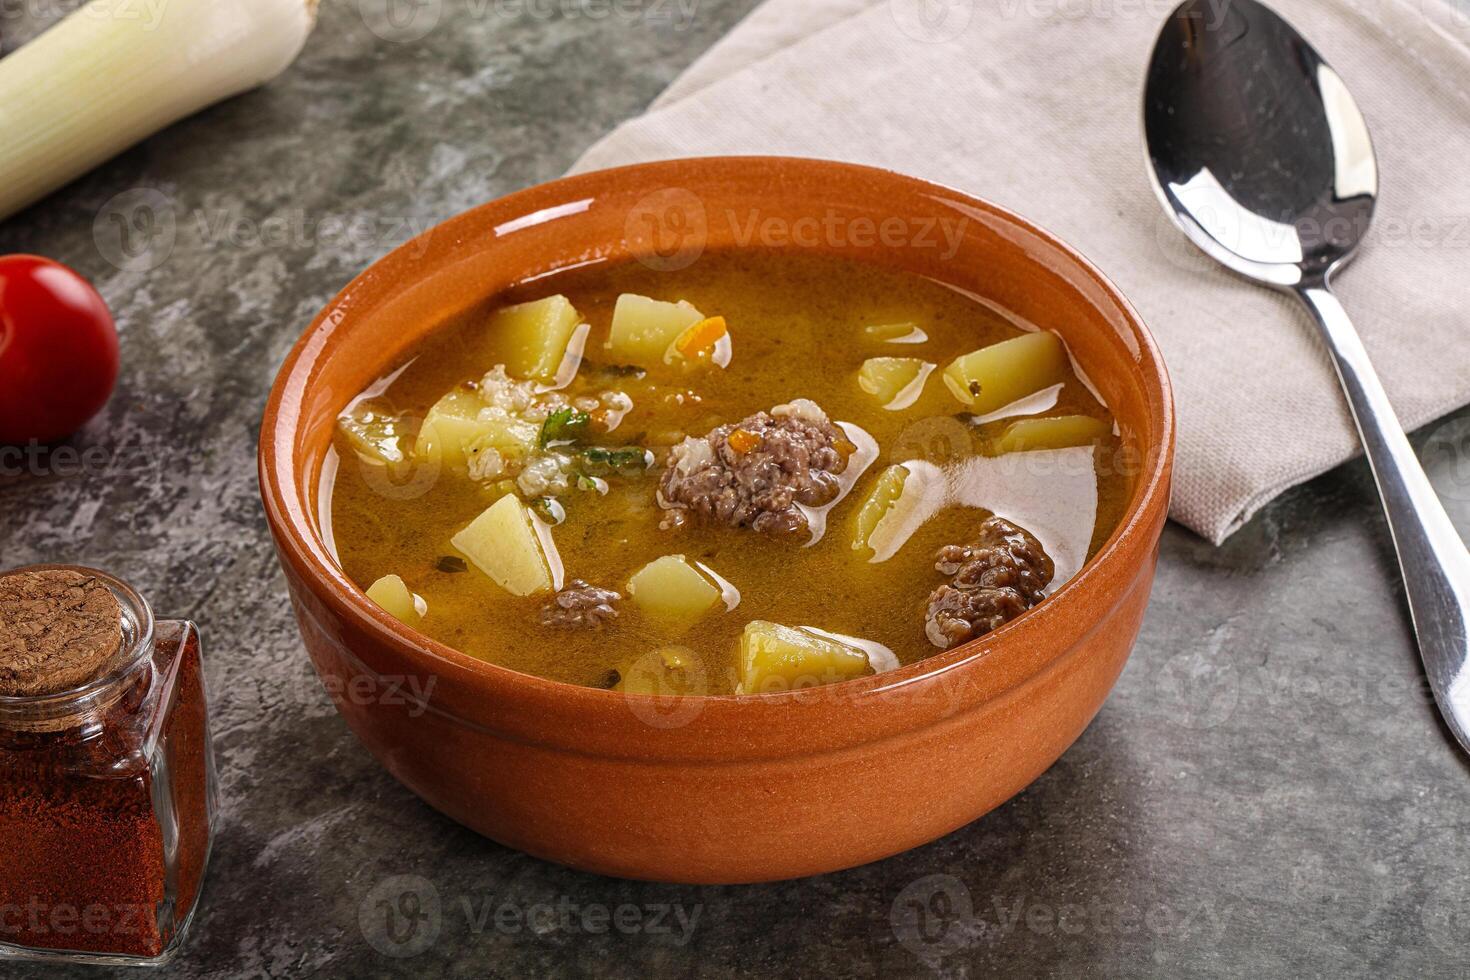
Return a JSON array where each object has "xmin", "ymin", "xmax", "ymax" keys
[
  {"xmin": 539, "ymin": 580, "xmax": 620, "ymax": 630},
  {"xmin": 924, "ymin": 516, "xmax": 1054, "ymax": 649},
  {"xmin": 657, "ymin": 399, "xmax": 853, "ymax": 537}
]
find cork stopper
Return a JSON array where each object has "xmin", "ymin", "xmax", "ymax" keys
[{"xmin": 0, "ymin": 569, "xmax": 125, "ymax": 697}]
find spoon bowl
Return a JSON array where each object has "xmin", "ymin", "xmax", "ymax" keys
[{"xmin": 1145, "ymin": 0, "xmax": 1377, "ymax": 285}]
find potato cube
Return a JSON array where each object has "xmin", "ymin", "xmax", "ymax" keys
[
  {"xmin": 606, "ymin": 294, "xmax": 705, "ymax": 365},
  {"xmin": 851, "ymin": 464, "xmax": 910, "ymax": 560},
  {"xmin": 615, "ymin": 646, "xmax": 702, "ymax": 695},
  {"xmin": 857, "ymin": 357, "xmax": 931, "ymax": 408},
  {"xmin": 993, "ymin": 415, "xmax": 1112, "ymax": 454},
  {"xmin": 491, "ymin": 294, "xmax": 583, "ymax": 382},
  {"xmin": 413, "ymin": 388, "xmax": 538, "ymax": 472},
  {"xmin": 365, "ymin": 574, "xmax": 424, "ymax": 625},
  {"xmin": 737, "ymin": 621, "xmax": 873, "ymax": 694},
  {"xmin": 626, "ymin": 555, "xmax": 722, "ymax": 628},
  {"xmin": 450, "ymin": 494, "xmax": 555, "ymax": 596},
  {"xmin": 464, "ymin": 416, "xmax": 539, "ymax": 462},
  {"xmin": 413, "ymin": 389, "xmax": 482, "ymax": 469},
  {"xmin": 942, "ymin": 331, "xmax": 1067, "ymax": 415}
]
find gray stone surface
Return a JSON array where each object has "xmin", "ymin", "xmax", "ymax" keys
[{"xmin": 3, "ymin": 0, "xmax": 1470, "ymax": 976}]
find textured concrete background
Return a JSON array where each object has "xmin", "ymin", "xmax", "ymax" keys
[{"xmin": 3, "ymin": 0, "xmax": 1470, "ymax": 976}]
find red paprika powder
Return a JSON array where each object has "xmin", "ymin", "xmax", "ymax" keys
[{"xmin": 0, "ymin": 566, "xmax": 217, "ymax": 966}]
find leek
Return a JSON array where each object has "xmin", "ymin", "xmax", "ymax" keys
[{"xmin": 0, "ymin": 0, "xmax": 319, "ymax": 220}]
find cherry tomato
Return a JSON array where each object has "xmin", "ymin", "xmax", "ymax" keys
[{"xmin": 0, "ymin": 255, "xmax": 119, "ymax": 444}]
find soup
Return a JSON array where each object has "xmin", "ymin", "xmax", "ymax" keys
[{"xmin": 327, "ymin": 251, "xmax": 1127, "ymax": 695}]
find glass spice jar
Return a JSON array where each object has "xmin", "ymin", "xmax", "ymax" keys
[{"xmin": 0, "ymin": 565, "xmax": 218, "ymax": 967}]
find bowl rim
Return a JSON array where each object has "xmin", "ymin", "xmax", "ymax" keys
[{"xmin": 259, "ymin": 154, "xmax": 1174, "ymax": 721}]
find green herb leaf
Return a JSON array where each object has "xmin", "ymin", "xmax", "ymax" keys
[
  {"xmin": 539, "ymin": 407, "xmax": 590, "ymax": 448},
  {"xmin": 578, "ymin": 446, "xmax": 652, "ymax": 478}
]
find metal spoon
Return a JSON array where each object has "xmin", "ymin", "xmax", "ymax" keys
[{"xmin": 1144, "ymin": 0, "xmax": 1470, "ymax": 752}]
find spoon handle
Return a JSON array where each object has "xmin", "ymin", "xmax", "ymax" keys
[{"xmin": 1296, "ymin": 282, "xmax": 1470, "ymax": 748}]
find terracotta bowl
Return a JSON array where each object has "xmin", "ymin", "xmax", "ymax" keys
[{"xmin": 258, "ymin": 157, "xmax": 1174, "ymax": 883}]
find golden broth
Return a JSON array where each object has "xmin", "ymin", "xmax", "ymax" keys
[{"xmin": 327, "ymin": 250, "xmax": 1128, "ymax": 693}]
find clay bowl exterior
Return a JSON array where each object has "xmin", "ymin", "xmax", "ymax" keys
[{"xmin": 258, "ymin": 157, "xmax": 1174, "ymax": 884}]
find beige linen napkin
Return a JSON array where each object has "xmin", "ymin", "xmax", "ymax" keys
[{"xmin": 572, "ymin": 0, "xmax": 1470, "ymax": 543}]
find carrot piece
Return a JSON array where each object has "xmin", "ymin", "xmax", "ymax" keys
[
  {"xmin": 674, "ymin": 316, "xmax": 727, "ymax": 357},
  {"xmin": 727, "ymin": 428, "xmax": 763, "ymax": 454}
]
